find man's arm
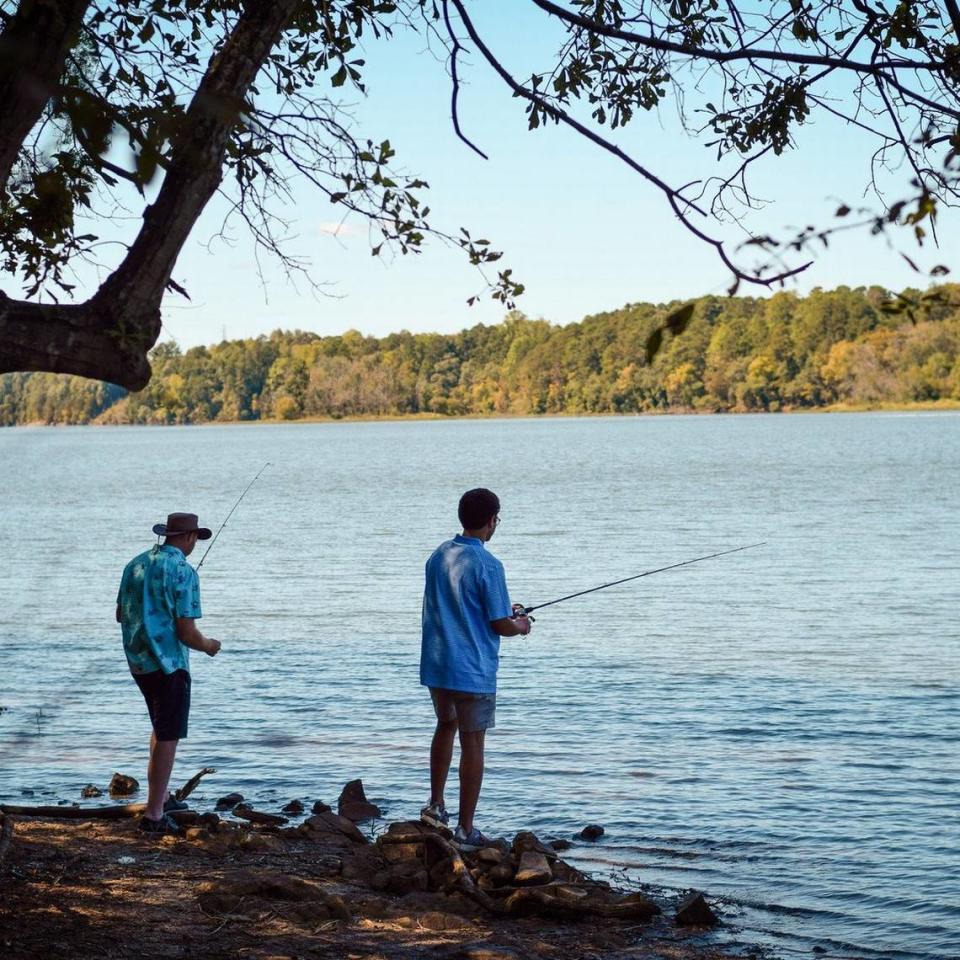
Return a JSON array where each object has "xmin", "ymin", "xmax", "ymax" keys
[
  {"xmin": 491, "ymin": 609, "xmax": 532, "ymax": 637},
  {"xmin": 175, "ymin": 618, "xmax": 221, "ymax": 656}
]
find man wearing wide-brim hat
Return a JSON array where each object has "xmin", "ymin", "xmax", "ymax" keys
[{"xmin": 116, "ymin": 512, "xmax": 222, "ymax": 835}]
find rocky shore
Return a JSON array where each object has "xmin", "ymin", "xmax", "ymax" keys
[{"xmin": 0, "ymin": 777, "xmax": 733, "ymax": 960}]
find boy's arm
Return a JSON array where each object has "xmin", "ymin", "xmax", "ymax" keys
[
  {"xmin": 491, "ymin": 605, "xmax": 532, "ymax": 637},
  {"xmin": 175, "ymin": 617, "xmax": 221, "ymax": 656}
]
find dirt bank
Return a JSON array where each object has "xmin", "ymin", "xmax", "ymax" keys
[{"xmin": 0, "ymin": 807, "xmax": 741, "ymax": 960}]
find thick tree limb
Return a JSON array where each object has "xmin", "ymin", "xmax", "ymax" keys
[
  {"xmin": 0, "ymin": 291, "xmax": 153, "ymax": 388},
  {"xmin": 945, "ymin": 0, "xmax": 960, "ymax": 40},
  {"xmin": 0, "ymin": 0, "xmax": 300, "ymax": 389},
  {"xmin": 94, "ymin": 0, "xmax": 301, "ymax": 315},
  {"xmin": 0, "ymin": 0, "xmax": 92, "ymax": 192}
]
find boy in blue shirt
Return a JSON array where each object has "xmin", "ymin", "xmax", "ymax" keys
[
  {"xmin": 117, "ymin": 512, "xmax": 221, "ymax": 835},
  {"xmin": 420, "ymin": 488, "xmax": 532, "ymax": 850}
]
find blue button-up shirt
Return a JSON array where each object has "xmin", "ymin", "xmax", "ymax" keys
[
  {"xmin": 420, "ymin": 534, "xmax": 513, "ymax": 694},
  {"xmin": 117, "ymin": 545, "xmax": 202, "ymax": 675}
]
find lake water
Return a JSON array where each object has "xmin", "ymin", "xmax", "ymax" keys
[{"xmin": 0, "ymin": 414, "xmax": 957, "ymax": 959}]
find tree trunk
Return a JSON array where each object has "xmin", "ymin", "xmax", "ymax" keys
[
  {"xmin": 95, "ymin": 0, "xmax": 301, "ymax": 316},
  {"xmin": 0, "ymin": 0, "xmax": 92, "ymax": 193},
  {"xmin": 0, "ymin": 292, "xmax": 153, "ymax": 388},
  {"xmin": 0, "ymin": 0, "xmax": 300, "ymax": 390}
]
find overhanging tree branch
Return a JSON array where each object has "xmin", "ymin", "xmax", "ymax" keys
[
  {"xmin": 529, "ymin": 0, "xmax": 944, "ymax": 74},
  {"xmin": 446, "ymin": 0, "xmax": 811, "ymax": 287},
  {"xmin": 0, "ymin": 0, "xmax": 301, "ymax": 389},
  {"xmin": 0, "ymin": 0, "xmax": 92, "ymax": 191}
]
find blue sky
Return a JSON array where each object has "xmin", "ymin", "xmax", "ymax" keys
[{"xmin": 13, "ymin": 4, "xmax": 960, "ymax": 348}]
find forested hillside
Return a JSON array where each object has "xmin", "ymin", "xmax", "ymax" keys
[{"xmin": 3, "ymin": 286, "xmax": 959, "ymax": 425}]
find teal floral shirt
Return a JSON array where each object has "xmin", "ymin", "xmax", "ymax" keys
[{"xmin": 117, "ymin": 545, "xmax": 202, "ymax": 675}]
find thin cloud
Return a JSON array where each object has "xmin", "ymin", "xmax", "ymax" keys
[{"xmin": 318, "ymin": 220, "xmax": 363, "ymax": 238}]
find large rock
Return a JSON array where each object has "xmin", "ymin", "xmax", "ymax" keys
[
  {"xmin": 302, "ymin": 810, "xmax": 368, "ymax": 844},
  {"xmin": 380, "ymin": 842, "xmax": 423, "ymax": 864},
  {"xmin": 514, "ymin": 850, "xmax": 553, "ymax": 886},
  {"xmin": 282, "ymin": 799, "xmax": 305, "ymax": 815},
  {"xmin": 338, "ymin": 778, "xmax": 382, "ymax": 822},
  {"xmin": 607, "ymin": 891, "xmax": 661, "ymax": 920},
  {"xmin": 108, "ymin": 773, "xmax": 139, "ymax": 797},
  {"xmin": 675, "ymin": 890, "xmax": 718, "ymax": 925},
  {"xmin": 372, "ymin": 861, "xmax": 429, "ymax": 895},
  {"xmin": 340, "ymin": 847, "xmax": 381, "ymax": 884},
  {"xmin": 486, "ymin": 862, "xmax": 516, "ymax": 886},
  {"xmin": 234, "ymin": 830, "xmax": 283, "ymax": 853},
  {"xmin": 311, "ymin": 799, "xmax": 332, "ymax": 814},
  {"xmin": 579, "ymin": 824, "xmax": 604, "ymax": 841},
  {"xmin": 476, "ymin": 846, "xmax": 507, "ymax": 865},
  {"xmin": 385, "ymin": 819, "xmax": 429, "ymax": 836},
  {"xmin": 512, "ymin": 831, "xmax": 557, "ymax": 860},
  {"xmin": 214, "ymin": 792, "xmax": 244, "ymax": 811}
]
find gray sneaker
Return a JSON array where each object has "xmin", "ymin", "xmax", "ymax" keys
[
  {"xmin": 139, "ymin": 813, "xmax": 181, "ymax": 836},
  {"xmin": 452, "ymin": 825, "xmax": 494, "ymax": 852},
  {"xmin": 420, "ymin": 802, "xmax": 449, "ymax": 829}
]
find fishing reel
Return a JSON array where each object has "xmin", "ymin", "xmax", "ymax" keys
[{"xmin": 512, "ymin": 603, "xmax": 535, "ymax": 624}]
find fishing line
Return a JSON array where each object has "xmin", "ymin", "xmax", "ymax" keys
[
  {"xmin": 196, "ymin": 461, "xmax": 271, "ymax": 569},
  {"xmin": 522, "ymin": 542, "xmax": 767, "ymax": 614}
]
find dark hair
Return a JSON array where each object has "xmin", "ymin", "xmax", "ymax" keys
[{"xmin": 458, "ymin": 488, "xmax": 500, "ymax": 530}]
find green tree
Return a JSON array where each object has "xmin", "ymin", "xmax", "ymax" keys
[{"xmin": 2, "ymin": 1, "xmax": 959, "ymax": 389}]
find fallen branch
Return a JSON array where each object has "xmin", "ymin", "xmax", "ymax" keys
[{"xmin": 175, "ymin": 766, "xmax": 216, "ymax": 802}]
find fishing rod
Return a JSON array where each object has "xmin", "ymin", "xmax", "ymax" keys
[
  {"xmin": 196, "ymin": 461, "xmax": 271, "ymax": 569},
  {"xmin": 521, "ymin": 542, "xmax": 767, "ymax": 615}
]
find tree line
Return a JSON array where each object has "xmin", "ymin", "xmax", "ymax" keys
[{"xmin": 2, "ymin": 285, "xmax": 959, "ymax": 426}]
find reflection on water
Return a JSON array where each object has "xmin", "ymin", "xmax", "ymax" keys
[{"xmin": 1, "ymin": 413, "xmax": 958, "ymax": 960}]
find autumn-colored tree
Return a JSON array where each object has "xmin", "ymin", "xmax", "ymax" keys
[{"xmin": 3, "ymin": 2, "xmax": 960, "ymax": 388}]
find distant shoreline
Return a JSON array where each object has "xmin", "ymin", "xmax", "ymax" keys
[
  {"xmin": 4, "ymin": 398, "xmax": 959, "ymax": 428},
  {"xmin": 5, "ymin": 287, "xmax": 959, "ymax": 427}
]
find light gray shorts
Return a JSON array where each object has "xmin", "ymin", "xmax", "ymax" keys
[{"xmin": 430, "ymin": 687, "xmax": 496, "ymax": 732}]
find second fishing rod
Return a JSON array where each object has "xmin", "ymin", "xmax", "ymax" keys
[{"xmin": 514, "ymin": 541, "xmax": 767, "ymax": 619}]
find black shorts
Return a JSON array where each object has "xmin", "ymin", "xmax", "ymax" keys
[{"xmin": 133, "ymin": 669, "xmax": 191, "ymax": 741}]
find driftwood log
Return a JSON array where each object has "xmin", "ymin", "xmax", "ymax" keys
[{"xmin": 0, "ymin": 768, "xmax": 215, "ymax": 820}]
